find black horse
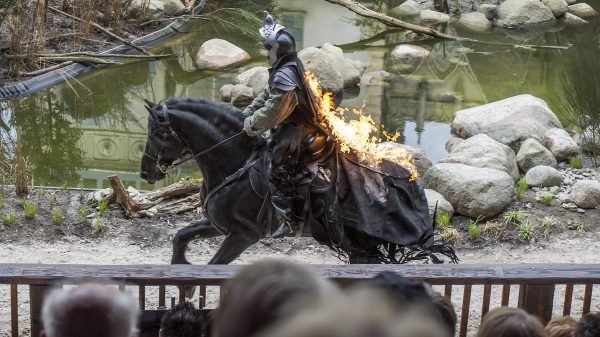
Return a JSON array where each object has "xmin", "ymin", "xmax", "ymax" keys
[{"xmin": 141, "ymin": 97, "xmax": 454, "ymax": 266}]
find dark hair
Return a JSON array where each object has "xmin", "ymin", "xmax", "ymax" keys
[
  {"xmin": 430, "ymin": 292, "xmax": 457, "ymax": 336},
  {"xmin": 369, "ymin": 271, "xmax": 431, "ymax": 303},
  {"xmin": 160, "ymin": 301, "xmax": 204, "ymax": 337},
  {"xmin": 477, "ymin": 307, "xmax": 546, "ymax": 337},
  {"xmin": 575, "ymin": 312, "xmax": 600, "ymax": 337},
  {"xmin": 546, "ymin": 316, "xmax": 577, "ymax": 337}
]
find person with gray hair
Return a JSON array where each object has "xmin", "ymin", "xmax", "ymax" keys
[{"xmin": 40, "ymin": 283, "xmax": 139, "ymax": 337}]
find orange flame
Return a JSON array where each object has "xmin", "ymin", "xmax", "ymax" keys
[{"xmin": 305, "ymin": 71, "xmax": 418, "ymax": 181}]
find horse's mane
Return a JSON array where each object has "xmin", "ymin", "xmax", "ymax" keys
[{"xmin": 163, "ymin": 96, "xmax": 245, "ymax": 133}]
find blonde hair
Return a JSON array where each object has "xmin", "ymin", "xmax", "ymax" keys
[
  {"xmin": 546, "ymin": 316, "xmax": 577, "ymax": 337},
  {"xmin": 477, "ymin": 307, "xmax": 546, "ymax": 337}
]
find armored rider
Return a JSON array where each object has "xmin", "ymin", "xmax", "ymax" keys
[{"xmin": 242, "ymin": 11, "xmax": 325, "ymax": 236}]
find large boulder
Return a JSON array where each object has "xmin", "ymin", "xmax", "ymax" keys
[
  {"xmin": 560, "ymin": 12, "xmax": 589, "ymax": 25},
  {"xmin": 458, "ymin": 12, "xmax": 492, "ymax": 31},
  {"xmin": 568, "ymin": 3, "xmax": 599, "ymax": 17},
  {"xmin": 496, "ymin": 0, "xmax": 556, "ymax": 27},
  {"xmin": 163, "ymin": 0, "xmax": 185, "ymax": 16},
  {"xmin": 424, "ymin": 189, "xmax": 454, "ymax": 218},
  {"xmin": 541, "ymin": 0, "xmax": 569, "ymax": 17},
  {"xmin": 479, "ymin": 4, "xmax": 498, "ymax": 20},
  {"xmin": 247, "ymin": 69, "xmax": 269, "ymax": 94},
  {"xmin": 420, "ymin": 10, "xmax": 450, "ymax": 23},
  {"xmin": 127, "ymin": 0, "xmax": 164, "ymax": 19},
  {"xmin": 375, "ymin": 142, "xmax": 432, "ymax": 176},
  {"xmin": 423, "ymin": 163, "xmax": 514, "ymax": 218},
  {"xmin": 234, "ymin": 67, "xmax": 268, "ymax": 86},
  {"xmin": 516, "ymin": 138, "xmax": 557, "ymax": 172},
  {"xmin": 298, "ymin": 47, "xmax": 344, "ymax": 98},
  {"xmin": 440, "ymin": 134, "xmax": 519, "ymax": 181},
  {"xmin": 219, "ymin": 84, "xmax": 234, "ymax": 102},
  {"xmin": 391, "ymin": 44, "xmax": 431, "ymax": 59},
  {"xmin": 543, "ymin": 128, "xmax": 579, "ymax": 161},
  {"xmin": 524, "ymin": 165, "xmax": 562, "ymax": 187},
  {"xmin": 451, "ymin": 94, "xmax": 563, "ymax": 150},
  {"xmin": 230, "ymin": 85, "xmax": 254, "ymax": 109},
  {"xmin": 571, "ymin": 180, "xmax": 600, "ymax": 208},
  {"xmin": 391, "ymin": 0, "xmax": 425, "ymax": 16},
  {"xmin": 321, "ymin": 43, "xmax": 365, "ymax": 88},
  {"xmin": 195, "ymin": 39, "xmax": 251, "ymax": 70}
]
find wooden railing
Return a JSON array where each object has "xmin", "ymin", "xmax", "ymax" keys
[{"xmin": 1, "ymin": 263, "xmax": 600, "ymax": 337}]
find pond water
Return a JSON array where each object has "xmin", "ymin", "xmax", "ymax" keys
[{"xmin": 1, "ymin": 0, "xmax": 600, "ymax": 189}]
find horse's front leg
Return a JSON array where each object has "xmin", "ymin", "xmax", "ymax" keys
[{"xmin": 171, "ymin": 217, "xmax": 222, "ymax": 264}]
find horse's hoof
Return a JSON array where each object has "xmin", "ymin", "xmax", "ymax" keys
[{"xmin": 271, "ymin": 223, "xmax": 291, "ymax": 238}]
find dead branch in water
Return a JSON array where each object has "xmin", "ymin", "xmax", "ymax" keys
[
  {"xmin": 18, "ymin": 61, "xmax": 73, "ymax": 77},
  {"xmin": 48, "ymin": 6, "xmax": 152, "ymax": 55},
  {"xmin": 7, "ymin": 52, "xmax": 175, "ymax": 59},
  {"xmin": 37, "ymin": 56, "xmax": 122, "ymax": 64}
]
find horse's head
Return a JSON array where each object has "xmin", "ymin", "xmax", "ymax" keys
[{"xmin": 140, "ymin": 101, "xmax": 187, "ymax": 184}]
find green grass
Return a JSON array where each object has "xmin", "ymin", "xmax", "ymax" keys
[
  {"xmin": 76, "ymin": 205, "xmax": 89, "ymax": 222},
  {"xmin": 515, "ymin": 176, "xmax": 528, "ymax": 199},
  {"xmin": 502, "ymin": 209, "xmax": 525, "ymax": 225},
  {"xmin": 52, "ymin": 210, "xmax": 64, "ymax": 224},
  {"xmin": 93, "ymin": 218, "xmax": 105, "ymax": 233},
  {"xmin": 0, "ymin": 194, "xmax": 4, "ymax": 207},
  {"xmin": 1, "ymin": 211, "xmax": 15, "ymax": 226},
  {"xmin": 467, "ymin": 217, "xmax": 482, "ymax": 239},
  {"xmin": 48, "ymin": 193, "xmax": 57, "ymax": 209},
  {"xmin": 98, "ymin": 198, "xmax": 109, "ymax": 216},
  {"xmin": 537, "ymin": 191, "xmax": 554, "ymax": 206},
  {"xmin": 517, "ymin": 220, "xmax": 535, "ymax": 240},
  {"xmin": 23, "ymin": 201, "xmax": 37, "ymax": 220},
  {"xmin": 436, "ymin": 211, "xmax": 452, "ymax": 230},
  {"xmin": 569, "ymin": 156, "xmax": 583, "ymax": 169},
  {"xmin": 542, "ymin": 216, "xmax": 557, "ymax": 229},
  {"xmin": 60, "ymin": 182, "xmax": 69, "ymax": 192},
  {"xmin": 568, "ymin": 219, "xmax": 585, "ymax": 232}
]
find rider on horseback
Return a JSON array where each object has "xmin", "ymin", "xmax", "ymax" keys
[{"xmin": 242, "ymin": 11, "xmax": 325, "ymax": 237}]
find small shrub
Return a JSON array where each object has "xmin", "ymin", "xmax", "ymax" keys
[
  {"xmin": 569, "ymin": 156, "xmax": 583, "ymax": 169},
  {"xmin": 1, "ymin": 211, "xmax": 16, "ymax": 226},
  {"xmin": 481, "ymin": 221, "xmax": 503, "ymax": 236},
  {"xmin": 439, "ymin": 227, "xmax": 460, "ymax": 246},
  {"xmin": 537, "ymin": 191, "xmax": 554, "ymax": 206},
  {"xmin": 23, "ymin": 201, "xmax": 37, "ymax": 220},
  {"xmin": 60, "ymin": 182, "xmax": 69, "ymax": 192},
  {"xmin": 52, "ymin": 210, "xmax": 64, "ymax": 224},
  {"xmin": 568, "ymin": 219, "xmax": 585, "ymax": 232},
  {"xmin": 514, "ymin": 176, "xmax": 528, "ymax": 199},
  {"xmin": 77, "ymin": 205, "xmax": 89, "ymax": 222},
  {"xmin": 0, "ymin": 194, "xmax": 4, "ymax": 207},
  {"xmin": 502, "ymin": 209, "xmax": 525, "ymax": 225},
  {"xmin": 436, "ymin": 211, "xmax": 452, "ymax": 230},
  {"xmin": 98, "ymin": 198, "xmax": 109, "ymax": 216},
  {"xmin": 37, "ymin": 186, "xmax": 44, "ymax": 196},
  {"xmin": 93, "ymin": 218, "xmax": 105, "ymax": 233},
  {"xmin": 48, "ymin": 193, "xmax": 57, "ymax": 209},
  {"xmin": 467, "ymin": 217, "xmax": 482, "ymax": 240},
  {"xmin": 517, "ymin": 220, "xmax": 535, "ymax": 240},
  {"xmin": 542, "ymin": 216, "xmax": 557, "ymax": 229}
]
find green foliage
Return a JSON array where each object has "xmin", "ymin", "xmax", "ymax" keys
[
  {"xmin": 49, "ymin": 193, "xmax": 57, "ymax": 209},
  {"xmin": 98, "ymin": 198, "xmax": 109, "ymax": 216},
  {"xmin": 514, "ymin": 176, "xmax": 528, "ymax": 199},
  {"xmin": 77, "ymin": 204, "xmax": 89, "ymax": 222},
  {"xmin": 569, "ymin": 156, "xmax": 583, "ymax": 169},
  {"xmin": 568, "ymin": 219, "xmax": 585, "ymax": 232},
  {"xmin": 502, "ymin": 209, "xmax": 525, "ymax": 225},
  {"xmin": 1, "ymin": 210, "xmax": 15, "ymax": 226},
  {"xmin": 517, "ymin": 220, "xmax": 535, "ymax": 240},
  {"xmin": 0, "ymin": 193, "xmax": 3, "ymax": 207},
  {"xmin": 467, "ymin": 217, "xmax": 482, "ymax": 239},
  {"xmin": 436, "ymin": 211, "xmax": 452, "ymax": 230},
  {"xmin": 23, "ymin": 200, "xmax": 37, "ymax": 220},
  {"xmin": 52, "ymin": 210, "xmax": 64, "ymax": 224},
  {"xmin": 93, "ymin": 218, "xmax": 105, "ymax": 233},
  {"xmin": 61, "ymin": 182, "xmax": 69, "ymax": 192},
  {"xmin": 537, "ymin": 191, "xmax": 554, "ymax": 206},
  {"xmin": 542, "ymin": 216, "xmax": 557, "ymax": 229}
]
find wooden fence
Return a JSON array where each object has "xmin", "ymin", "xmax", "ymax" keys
[{"xmin": 2, "ymin": 263, "xmax": 600, "ymax": 337}]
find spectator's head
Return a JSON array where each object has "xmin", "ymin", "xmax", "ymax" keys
[
  {"xmin": 160, "ymin": 301, "xmax": 205, "ymax": 337},
  {"xmin": 477, "ymin": 307, "xmax": 546, "ymax": 337},
  {"xmin": 40, "ymin": 283, "xmax": 138, "ymax": 337},
  {"xmin": 212, "ymin": 259, "xmax": 339, "ymax": 337},
  {"xmin": 255, "ymin": 286, "xmax": 449, "ymax": 337},
  {"xmin": 369, "ymin": 271, "xmax": 431, "ymax": 303},
  {"xmin": 430, "ymin": 291, "xmax": 457, "ymax": 336},
  {"xmin": 546, "ymin": 316, "xmax": 577, "ymax": 337},
  {"xmin": 575, "ymin": 312, "xmax": 600, "ymax": 337}
]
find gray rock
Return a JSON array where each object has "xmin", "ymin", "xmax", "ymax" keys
[
  {"xmin": 445, "ymin": 137, "xmax": 464, "ymax": 153},
  {"xmin": 568, "ymin": 3, "xmax": 599, "ymax": 17},
  {"xmin": 451, "ymin": 94, "xmax": 563, "ymax": 150},
  {"xmin": 219, "ymin": 84, "xmax": 234, "ymax": 102},
  {"xmin": 298, "ymin": 47, "xmax": 344, "ymax": 98},
  {"xmin": 230, "ymin": 85, "xmax": 254, "ymax": 109},
  {"xmin": 524, "ymin": 165, "xmax": 563, "ymax": 187},
  {"xmin": 420, "ymin": 9, "xmax": 450, "ymax": 23},
  {"xmin": 517, "ymin": 138, "xmax": 558, "ymax": 172},
  {"xmin": 496, "ymin": 0, "xmax": 555, "ymax": 27},
  {"xmin": 234, "ymin": 67, "xmax": 268, "ymax": 86},
  {"xmin": 424, "ymin": 189, "xmax": 454, "ymax": 218},
  {"xmin": 247, "ymin": 69, "xmax": 269, "ymax": 94},
  {"xmin": 566, "ymin": 0, "xmax": 576, "ymax": 4},
  {"xmin": 391, "ymin": 44, "xmax": 431, "ymax": 59},
  {"xmin": 459, "ymin": 12, "xmax": 492, "ymax": 31},
  {"xmin": 571, "ymin": 180, "xmax": 600, "ymax": 208},
  {"xmin": 376, "ymin": 142, "xmax": 432, "ymax": 176},
  {"xmin": 127, "ymin": 0, "xmax": 164, "ymax": 19},
  {"xmin": 195, "ymin": 39, "xmax": 251, "ymax": 70},
  {"xmin": 321, "ymin": 43, "xmax": 365, "ymax": 88},
  {"xmin": 440, "ymin": 134, "xmax": 519, "ymax": 181},
  {"xmin": 479, "ymin": 4, "xmax": 498, "ymax": 20},
  {"xmin": 391, "ymin": 0, "xmax": 425, "ymax": 16},
  {"xmin": 163, "ymin": 0, "xmax": 185, "ymax": 16},
  {"xmin": 541, "ymin": 0, "xmax": 569, "ymax": 17},
  {"xmin": 549, "ymin": 186, "xmax": 561, "ymax": 194},
  {"xmin": 560, "ymin": 12, "xmax": 590, "ymax": 25},
  {"xmin": 543, "ymin": 128, "xmax": 579, "ymax": 161},
  {"xmin": 423, "ymin": 163, "xmax": 514, "ymax": 218}
]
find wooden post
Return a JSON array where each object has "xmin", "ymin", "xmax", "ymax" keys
[
  {"xmin": 30, "ymin": 285, "xmax": 57, "ymax": 337},
  {"xmin": 518, "ymin": 284, "xmax": 555, "ymax": 324}
]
